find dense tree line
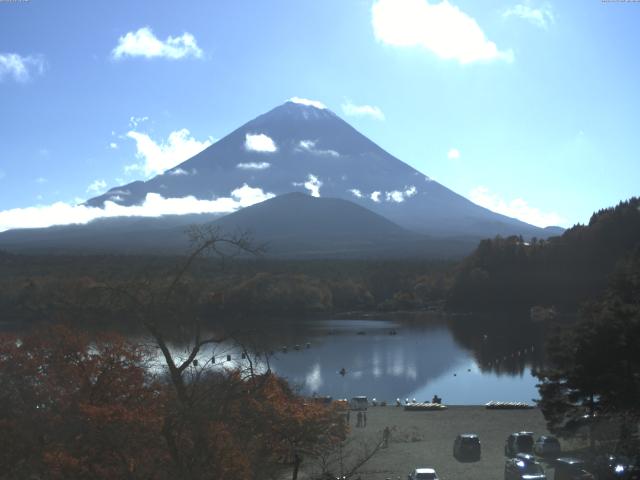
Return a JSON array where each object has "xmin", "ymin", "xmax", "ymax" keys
[
  {"xmin": 0, "ymin": 251, "xmax": 453, "ymax": 322},
  {"xmin": 447, "ymin": 197, "xmax": 640, "ymax": 313},
  {"xmin": 535, "ymin": 246, "xmax": 640, "ymax": 453}
]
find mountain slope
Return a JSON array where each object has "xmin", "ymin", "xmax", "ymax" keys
[
  {"xmin": 86, "ymin": 101, "xmax": 558, "ymax": 239},
  {"xmin": 0, "ymin": 193, "xmax": 478, "ymax": 258}
]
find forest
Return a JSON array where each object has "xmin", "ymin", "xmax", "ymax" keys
[{"xmin": 447, "ymin": 197, "xmax": 640, "ymax": 313}]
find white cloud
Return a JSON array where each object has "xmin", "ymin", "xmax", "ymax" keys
[
  {"xmin": 503, "ymin": 3, "xmax": 554, "ymax": 29},
  {"xmin": 112, "ymin": 27, "xmax": 203, "ymax": 60},
  {"xmin": 349, "ymin": 188, "xmax": 363, "ymax": 198},
  {"xmin": 371, "ymin": 191, "xmax": 382, "ymax": 202},
  {"xmin": 245, "ymin": 133, "xmax": 277, "ymax": 153},
  {"xmin": 35, "ymin": 177, "xmax": 47, "ymax": 184},
  {"xmin": 168, "ymin": 168, "xmax": 190, "ymax": 176},
  {"xmin": 385, "ymin": 185, "xmax": 418, "ymax": 203},
  {"xmin": 305, "ymin": 174, "xmax": 323, "ymax": 198},
  {"xmin": 386, "ymin": 191, "xmax": 404, "ymax": 202},
  {"xmin": 0, "ymin": 185, "xmax": 275, "ymax": 233},
  {"xmin": 0, "ymin": 53, "xmax": 45, "ymax": 82},
  {"xmin": 87, "ymin": 179, "xmax": 107, "ymax": 194},
  {"xmin": 129, "ymin": 116, "xmax": 149, "ymax": 128},
  {"xmin": 289, "ymin": 97, "xmax": 327, "ymax": 109},
  {"xmin": 126, "ymin": 128, "xmax": 213, "ymax": 177},
  {"xmin": 294, "ymin": 174, "xmax": 323, "ymax": 198},
  {"xmin": 371, "ymin": 0, "xmax": 513, "ymax": 64},
  {"xmin": 341, "ymin": 101, "xmax": 385, "ymax": 121},
  {"xmin": 469, "ymin": 186, "xmax": 565, "ymax": 228},
  {"xmin": 297, "ymin": 140, "xmax": 339, "ymax": 157},
  {"xmin": 236, "ymin": 162, "xmax": 271, "ymax": 170},
  {"xmin": 109, "ymin": 142, "xmax": 118, "ymax": 150},
  {"xmin": 447, "ymin": 148, "xmax": 460, "ymax": 159}
]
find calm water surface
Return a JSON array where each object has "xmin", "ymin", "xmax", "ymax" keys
[{"xmin": 158, "ymin": 316, "xmax": 545, "ymax": 405}]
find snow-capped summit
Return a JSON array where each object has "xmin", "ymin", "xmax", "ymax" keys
[{"xmin": 288, "ymin": 97, "xmax": 327, "ymax": 109}]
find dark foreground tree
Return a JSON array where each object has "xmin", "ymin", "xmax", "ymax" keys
[{"xmin": 535, "ymin": 247, "xmax": 640, "ymax": 453}]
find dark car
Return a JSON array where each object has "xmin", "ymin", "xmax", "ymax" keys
[
  {"xmin": 534, "ymin": 435, "xmax": 561, "ymax": 457},
  {"xmin": 553, "ymin": 457, "xmax": 595, "ymax": 480},
  {"xmin": 505, "ymin": 432, "xmax": 535, "ymax": 457},
  {"xmin": 505, "ymin": 453, "xmax": 546, "ymax": 480},
  {"xmin": 453, "ymin": 433, "xmax": 481, "ymax": 461}
]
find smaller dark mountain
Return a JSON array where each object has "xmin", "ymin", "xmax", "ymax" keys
[
  {"xmin": 447, "ymin": 197, "xmax": 640, "ymax": 312},
  {"xmin": 0, "ymin": 193, "xmax": 478, "ymax": 259},
  {"xmin": 214, "ymin": 192, "xmax": 409, "ymax": 243}
]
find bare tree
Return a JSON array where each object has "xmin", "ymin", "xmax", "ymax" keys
[
  {"xmin": 311, "ymin": 434, "xmax": 385, "ymax": 480},
  {"xmin": 99, "ymin": 225, "xmax": 267, "ymax": 478}
]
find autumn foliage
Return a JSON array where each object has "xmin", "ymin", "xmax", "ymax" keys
[{"xmin": 0, "ymin": 325, "xmax": 346, "ymax": 480}]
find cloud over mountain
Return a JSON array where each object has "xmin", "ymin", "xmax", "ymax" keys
[
  {"xmin": 125, "ymin": 128, "xmax": 213, "ymax": 177},
  {"xmin": 245, "ymin": 133, "xmax": 277, "ymax": 152},
  {"xmin": 0, "ymin": 185, "xmax": 274, "ymax": 233}
]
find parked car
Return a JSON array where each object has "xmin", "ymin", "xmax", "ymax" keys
[
  {"xmin": 453, "ymin": 433, "xmax": 481, "ymax": 460},
  {"xmin": 505, "ymin": 431, "xmax": 535, "ymax": 457},
  {"xmin": 408, "ymin": 467, "xmax": 439, "ymax": 480},
  {"xmin": 504, "ymin": 453, "xmax": 546, "ymax": 480},
  {"xmin": 553, "ymin": 457, "xmax": 595, "ymax": 480},
  {"xmin": 534, "ymin": 435, "xmax": 561, "ymax": 457}
]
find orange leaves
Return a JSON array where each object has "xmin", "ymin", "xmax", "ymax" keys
[
  {"xmin": 0, "ymin": 325, "xmax": 165, "ymax": 479},
  {"xmin": 0, "ymin": 326, "xmax": 345, "ymax": 479}
]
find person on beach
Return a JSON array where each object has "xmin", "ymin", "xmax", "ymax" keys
[
  {"xmin": 363, "ymin": 411, "xmax": 367, "ymax": 427},
  {"xmin": 383, "ymin": 426, "xmax": 391, "ymax": 447},
  {"xmin": 356, "ymin": 411, "xmax": 362, "ymax": 427}
]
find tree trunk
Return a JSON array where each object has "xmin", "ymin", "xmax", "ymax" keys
[{"xmin": 292, "ymin": 453, "xmax": 301, "ymax": 480}]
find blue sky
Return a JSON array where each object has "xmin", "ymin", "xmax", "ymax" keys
[{"xmin": 0, "ymin": 0, "xmax": 638, "ymax": 231}]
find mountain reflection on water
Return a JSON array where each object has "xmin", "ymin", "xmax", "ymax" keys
[{"xmin": 155, "ymin": 315, "xmax": 545, "ymax": 405}]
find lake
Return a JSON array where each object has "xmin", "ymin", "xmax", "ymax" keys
[{"xmin": 156, "ymin": 315, "xmax": 546, "ymax": 405}]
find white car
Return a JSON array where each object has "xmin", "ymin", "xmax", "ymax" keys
[{"xmin": 408, "ymin": 467, "xmax": 439, "ymax": 480}]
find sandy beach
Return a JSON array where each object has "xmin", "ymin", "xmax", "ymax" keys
[{"xmin": 302, "ymin": 405, "xmax": 563, "ymax": 480}]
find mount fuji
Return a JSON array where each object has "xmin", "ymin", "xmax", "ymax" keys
[
  {"xmin": 86, "ymin": 100, "xmax": 559, "ymax": 239},
  {"xmin": 0, "ymin": 100, "xmax": 563, "ymax": 257}
]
